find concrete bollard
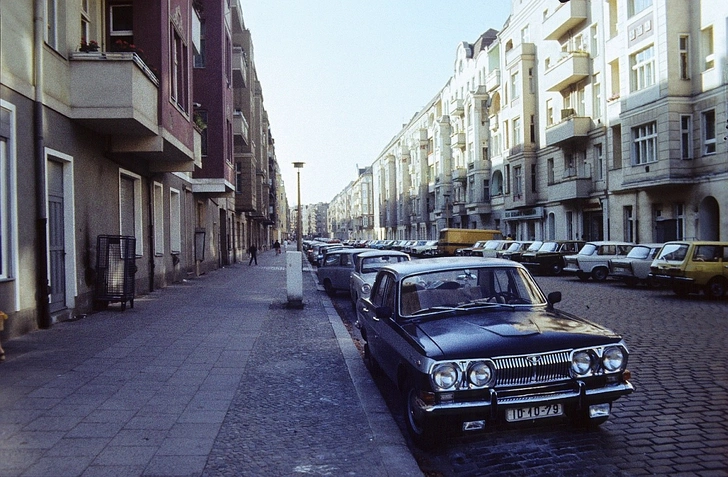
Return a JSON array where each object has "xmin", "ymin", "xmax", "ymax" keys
[{"xmin": 286, "ymin": 251, "xmax": 304, "ymax": 308}]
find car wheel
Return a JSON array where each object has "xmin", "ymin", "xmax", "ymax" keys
[
  {"xmin": 549, "ymin": 263, "xmax": 563, "ymax": 276},
  {"xmin": 704, "ymin": 277, "xmax": 727, "ymax": 299},
  {"xmin": 591, "ymin": 267, "xmax": 609, "ymax": 282},
  {"xmin": 577, "ymin": 271, "xmax": 590, "ymax": 281},
  {"xmin": 363, "ymin": 343, "xmax": 381, "ymax": 376},
  {"xmin": 402, "ymin": 381, "xmax": 440, "ymax": 450},
  {"xmin": 324, "ymin": 280, "xmax": 336, "ymax": 297}
]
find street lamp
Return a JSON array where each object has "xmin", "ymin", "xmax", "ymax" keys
[{"xmin": 293, "ymin": 162, "xmax": 305, "ymax": 251}]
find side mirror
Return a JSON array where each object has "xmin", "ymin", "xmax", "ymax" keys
[
  {"xmin": 547, "ymin": 291, "xmax": 562, "ymax": 311},
  {"xmin": 375, "ymin": 305, "xmax": 393, "ymax": 319}
]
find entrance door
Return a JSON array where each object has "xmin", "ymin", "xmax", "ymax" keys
[{"xmin": 48, "ymin": 161, "xmax": 66, "ymax": 312}]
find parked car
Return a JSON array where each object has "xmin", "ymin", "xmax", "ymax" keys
[
  {"xmin": 412, "ymin": 240, "xmax": 439, "ymax": 257},
  {"xmin": 356, "ymin": 257, "xmax": 634, "ymax": 448},
  {"xmin": 520, "ymin": 240, "xmax": 586, "ymax": 275},
  {"xmin": 455, "ymin": 240, "xmax": 489, "ymax": 256},
  {"xmin": 563, "ymin": 241, "xmax": 634, "ymax": 281},
  {"xmin": 609, "ymin": 243, "xmax": 664, "ymax": 287},
  {"xmin": 497, "ymin": 241, "xmax": 541, "ymax": 261},
  {"xmin": 649, "ymin": 241, "xmax": 728, "ymax": 298},
  {"xmin": 349, "ymin": 250, "xmax": 410, "ymax": 305},
  {"xmin": 315, "ymin": 243, "xmax": 347, "ymax": 267},
  {"xmin": 317, "ymin": 248, "xmax": 372, "ymax": 296},
  {"xmin": 476, "ymin": 240, "xmax": 513, "ymax": 258}
]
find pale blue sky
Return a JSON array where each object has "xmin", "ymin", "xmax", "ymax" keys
[{"xmin": 241, "ymin": 1, "xmax": 512, "ymax": 205}]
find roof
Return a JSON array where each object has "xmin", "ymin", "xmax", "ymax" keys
[{"xmin": 380, "ymin": 256, "xmax": 524, "ymax": 279}]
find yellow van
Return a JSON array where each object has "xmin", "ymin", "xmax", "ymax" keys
[
  {"xmin": 437, "ymin": 228, "xmax": 503, "ymax": 256},
  {"xmin": 650, "ymin": 241, "xmax": 728, "ymax": 298}
]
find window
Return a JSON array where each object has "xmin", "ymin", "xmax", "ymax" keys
[
  {"xmin": 679, "ymin": 35, "xmax": 690, "ymax": 80},
  {"xmin": 46, "ymin": 0, "xmax": 58, "ymax": 49},
  {"xmin": 702, "ymin": 26, "xmax": 714, "ymax": 70},
  {"xmin": 110, "ymin": 3, "xmax": 133, "ymax": 45},
  {"xmin": 0, "ymin": 101, "xmax": 17, "ymax": 281},
  {"xmin": 630, "ymin": 45, "xmax": 655, "ymax": 92},
  {"xmin": 566, "ymin": 211, "xmax": 574, "ymax": 240},
  {"xmin": 546, "ymin": 99, "xmax": 554, "ymax": 127},
  {"xmin": 593, "ymin": 73, "xmax": 602, "ymax": 119},
  {"xmin": 513, "ymin": 166, "xmax": 522, "ymax": 197},
  {"xmin": 236, "ymin": 161, "xmax": 243, "ymax": 193},
  {"xmin": 119, "ymin": 169, "xmax": 143, "ymax": 256},
  {"xmin": 194, "ymin": 20, "xmax": 206, "ymax": 68},
  {"xmin": 504, "ymin": 165, "xmax": 511, "ymax": 194},
  {"xmin": 612, "ymin": 125, "xmax": 623, "ymax": 168},
  {"xmin": 628, "ymin": 0, "xmax": 652, "ymax": 17},
  {"xmin": 531, "ymin": 164, "xmax": 537, "ymax": 193},
  {"xmin": 624, "ymin": 206, "xmax": 634, "ymax": 242},
  {"xmin": 483, "ymin": 179, "xmax": 490, "ymax": 200},
  {"xmin": 81, "ymin": 0, "xmax": 90, "ymax": 44},
  {"xmin": 198, "ymin": 110, "xmax": 208, "ymax": 156},
  {"xmin": 153, "ymin": 182, "xmax": 164, "ymax": 255},
  {"xmin": 513, "ymin": 117, "xmax": 522, "ymax": 146},
  {"xmin": 594, "ymin": 144, "xmax": 604, "ymax": 180},
  {"xmin": 529, "ymin": 115, "xmax": 535, "ymax": 143},
  {"xmin": 170, "ymin": 188, "xmax": 181, "ymax": 253},
  {"xmin": 702, "ymin": 109, "xmax": 716, "ymax": 155},
  {"xmin": 171, "ymin": 25, "xmax": 188, "ymax": 111},
  {"xmin": 675, "ymin": 204, "xmax": 685, "ymax": 240},
  {"xmin": 547, "ymin": 158, "xmax": 555, "ymax": 185},
  {"xmin": 511, "ymin": 71, "xmax": 520, "ymax": 100},
  {"xmin": 521, "ymin": 25, "xmax": 530, "ymax": 43},
  {"xmin": 590, "ymin": 24, "xmax": 599, "ymax": 57},
  {"xmin": 680, "ymin": 115, "xmax": 692, "ymax": 159},
  {"xmin": 632, "ymin": 122, "xmax": 657, "ymax": 164}
]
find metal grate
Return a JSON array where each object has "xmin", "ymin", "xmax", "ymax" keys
[{"xmin": 493, "ymin": 351, "xmax": 571, "ymax": 387}]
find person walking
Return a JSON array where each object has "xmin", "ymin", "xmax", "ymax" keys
[
  {"xmin": 273, "ymin": 240, "xmax": 281, "ymax": 255},
  {"xmin": 248, "ymin": 244, "xmax": 258, "ymax": 265},
  {"xmin": 0, "ymin": 311, "xmax": 7, "ymax": 362}
]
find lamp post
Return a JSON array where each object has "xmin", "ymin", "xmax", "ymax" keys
[{"xmin": 293, "ymin": 162, "xmax": 305, "ymax": 251}]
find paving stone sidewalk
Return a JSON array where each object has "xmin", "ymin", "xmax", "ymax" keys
[{"xmin": 0, "ymin": 250, "xmax": 421, "ymax": 477}]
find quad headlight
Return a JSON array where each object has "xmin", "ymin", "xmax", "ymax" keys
[
  {"xmin": 602, "ymin": 346, "xmax": 626, "ymax": 372},
  {"xmin": 431, "ymin": 363, "xmax": 460, "ymax": 390},
  {"xmin": 571, "ymin": 350, "xmax": 595, "ymax": 376},
  {"xmin": 467, "ymin": 361, "xmax": 495, "ymax": 387},
  {"xmin": 430, "ymin": 360, "xmax": 495, "ymax": 390},
  {"xmin": 571, "ymin": 345, "xmax": 628, "ymax": 377}
]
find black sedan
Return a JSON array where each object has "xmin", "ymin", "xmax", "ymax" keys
[{"xmin": 356, "ymin": 257, "xmax": 634, "ymax": 448}]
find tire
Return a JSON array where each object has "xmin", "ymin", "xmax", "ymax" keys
[
  {"xmin": 402, "ymin": 381, "xmax": 440, "ymax": 450},
  {"xmin": 324, "ymin": 280, "xmax": 336, "ymax": 297},
  {"xmin": 577, "ymin": 271, "xmax": 590, "ymax": 282},
  {"xmin": 591, "ymin": 267, "xmax": 609, "ymax": 282},
  {"xmin": 704, "ymin": 277, "xmax": 727, "ymax": 299},
  {"xmin": 549, "ymin": 262, "xmax": 563, "ymax": 276}
]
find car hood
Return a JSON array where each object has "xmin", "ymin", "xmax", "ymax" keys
[{"xmin": 404, "ymin": 309, "xmax": 622, "ymax": 359}]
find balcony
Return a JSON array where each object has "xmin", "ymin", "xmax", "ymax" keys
[
  {"xmin": 543, "ymin": 0, "xmax": 588, "ymax": 41},
  {"xmin": 450, "ymin": 98, "xmax": 464, "ymax": 117},
  {"xmin": 505, "ymin": 43, "xmax": 536, "ymax": 67},
  {"xmin": 451, "ymin": 131, "xmax": 466, "ymax": 148},
  {"xmin": 232, "ymin": 47, "xmax": 248, "ymax": 88},
  {"xmin": 545, "ymin": 114, "xmax": 591, "ymax": 147},
  {"xmin": 452, "ymin": 167, "xmax": 467, "ymax": 183},
  {"xmin": 548, "ymin": 174, "xmax": 592, "ymax": 202},
  {"xmin": 486, "ymin": 69, "xmax": 501, "ymax": 92},
  {"xmin": 230, "ymin": 0, "xmax": 244, "ymax": 35},
  {"xmin": 544, "ymin": 51, "xmax": 590, "ymax": 92},
  {"xmin": 70, "ymin": 52, "xmax": 158, "ymax": 137},
  {"xmin": 233, "ymin": 110, "xmax": 250, "ymax": 145}
]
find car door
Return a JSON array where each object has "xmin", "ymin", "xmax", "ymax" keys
[{"xmin": 362, "ymin": 272, "xmax": 398, "ymax": 379}]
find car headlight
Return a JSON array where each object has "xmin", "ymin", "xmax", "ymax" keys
[
  {"xmin": 467, "ymin": 361, "xmax": 494, "ymax": 388},
  {"xmin": 602, "ymin": 346, "xmax": 626, "ymax": 372},
  {"xmin": 361, "ymin": 283, "xmax": 371, "ymax": 295},
  {"xmin": 431, "ymin": 363, "xmax": 460, "ymax": 390},
  {"xmin": 571, "ymin": 350, "xmax": 594, "ymax": 376}
]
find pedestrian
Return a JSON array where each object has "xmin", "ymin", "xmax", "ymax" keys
[
  {"xmin": 274, "ymin": 240, "xmax": 281, "ymax": 255},
  {"xmin": 248, "ymin": 244, "xmax": 258, "ymax": 265},
  {"xmin": 0, "ymin": 310, "xmax": 7, "ymax": 362}
]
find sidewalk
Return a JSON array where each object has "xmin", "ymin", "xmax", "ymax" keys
[{"xmin": 0, "ymin": 250, "xmax": 422, "ymax": 477}]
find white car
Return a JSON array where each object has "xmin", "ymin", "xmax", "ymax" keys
[
  {"xmin": 349, "ymin": 250, "xmax": 410, "ymax": 306},
  {"xmin": 563, "ymin": 241, "xmax": 635, "ymax": 281},
  {"xmin": 411, "ymin": 240, "xmax": 438, "ymax": 257}
]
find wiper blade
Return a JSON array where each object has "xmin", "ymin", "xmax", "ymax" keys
[
  {"xmin": 457, "ymin": 300, "xmax": 516, "ymax": 310},
  {"xmin": 408, "ymin": 306, "xmax": 458, "ymax": 316}
]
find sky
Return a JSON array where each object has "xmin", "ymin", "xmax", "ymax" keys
[{"xmin": 241, "ymin": 1, "xmax": 513, "ymax": 206}]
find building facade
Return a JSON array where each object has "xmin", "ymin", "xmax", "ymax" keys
[
  {"xmin": 328, "ymin": 0, "xmax": 727, "ymax": 245},
  {"xmin": 0, "ymin": 0, "xmax": 284, "ymax": 341}
]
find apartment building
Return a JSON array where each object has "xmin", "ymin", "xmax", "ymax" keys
[
  {"xmin": 0, "ymin": 1, "xmax": 283, "ymax": 341},
  {"xmin": 329, "ymin": 0, "xmax": 727, "ymax": 244}
]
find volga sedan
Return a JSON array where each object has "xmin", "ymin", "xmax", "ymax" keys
[{"xmin": 357, "ymin": 257, "xmax": 634, "ymax": 448}]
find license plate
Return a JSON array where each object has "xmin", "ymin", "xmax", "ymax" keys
[{"xmin": 505, "ymin": 404, "xmax": 563, "ymax": 422}]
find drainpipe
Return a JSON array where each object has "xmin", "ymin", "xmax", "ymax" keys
[
  {"xmin": 34, "ymin": 0, "xmax": 51, "ymax": 329},
  {"xmin": 148, "ymin": 179, "xmax": 155, "ymax": 292}
]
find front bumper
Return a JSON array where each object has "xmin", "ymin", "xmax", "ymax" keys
[{"xmin": 416, "ymin": 380, "xmax": 634, "ymax": 419}]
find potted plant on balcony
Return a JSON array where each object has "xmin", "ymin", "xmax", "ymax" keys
[{"xmin": 79, "ymin": 38, "xmax": 100, "ymax": 52}]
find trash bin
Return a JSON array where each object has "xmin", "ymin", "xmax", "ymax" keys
[{"xmin": 94, "ymin": 235, "xmax": 137, "ymax": 311}]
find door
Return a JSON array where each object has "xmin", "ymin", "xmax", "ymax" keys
[{"xmin": 48, "ymin": 161, "xmax": 66, "ymax": 312}]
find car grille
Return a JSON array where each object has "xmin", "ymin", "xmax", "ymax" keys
[{"xmin": 493, "ymin": 351, "xmax": 571, "ymax": 387}]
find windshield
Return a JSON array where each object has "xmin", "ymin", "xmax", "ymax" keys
[
  {"xmin": 655, "ymin": 243, "xmax": 688, "ymax": 262},
  {"xmin": 506, "ymin": 242, "xmax": 522, "ymax": 252},
  {"xmin": 538, "ymin": 242, "xmax": 559, "ymax": 252},
  {"xmin": 526, "ymin": 241, "xmax": 543, "ymax": 251},
  {"xmin": 361, "ymin": 255, "xmax": 409, "ymax": 273},
  {"xmin": 399, "ymin": 266, "xmax": 547, "ymax": 317},
  {"xmin": 626, "ymin": 246, "xmax": 651, "ymax": 259},
  {"xmin": 483, "ymin": 240, "xmax": 501, "ymax": 250},
  {"xmin": 580, "ymin": 244, "xmax": 598, "ymax": 255}
]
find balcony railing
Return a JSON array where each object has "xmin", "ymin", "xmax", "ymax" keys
[
  {"xmin": 543, "ymin": 0, "xmax": 588, "ymax": 40},
  {"xmin": 233, "ymin": 110, "xmax": 250, "ymax": 145},
  {"xmin": 486, "ymin": 69, "xmax": 501, "ymax": 92},
  {"xmin": 450, "ymin": 99, "xmax": 464, "ymax": 117},
  {"xmin": 232, "ymin": 47, "xmax": 248, "ymax": 88},
  {"xmin": 544, "ymin": 51, "xmax": 590, "ymax": 92},
  {"xmin": 545, "ymin": 115, "xmax": 591, "ymax": 147},
  {"xmin": 451, "ymin": 131, "xmax": 466, "ymax": 148}
]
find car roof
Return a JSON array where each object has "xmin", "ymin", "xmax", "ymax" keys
[
  {"xmin": 357, "ymin": 250, "xmax": 409, "ymax": 258},
  {"xmin": 379, "ymin": 256, "xmax": 524, "ymax": 279},
  {"xmin": 328, "ymin": 247, "xmax": 373, "ymax": 255}
]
